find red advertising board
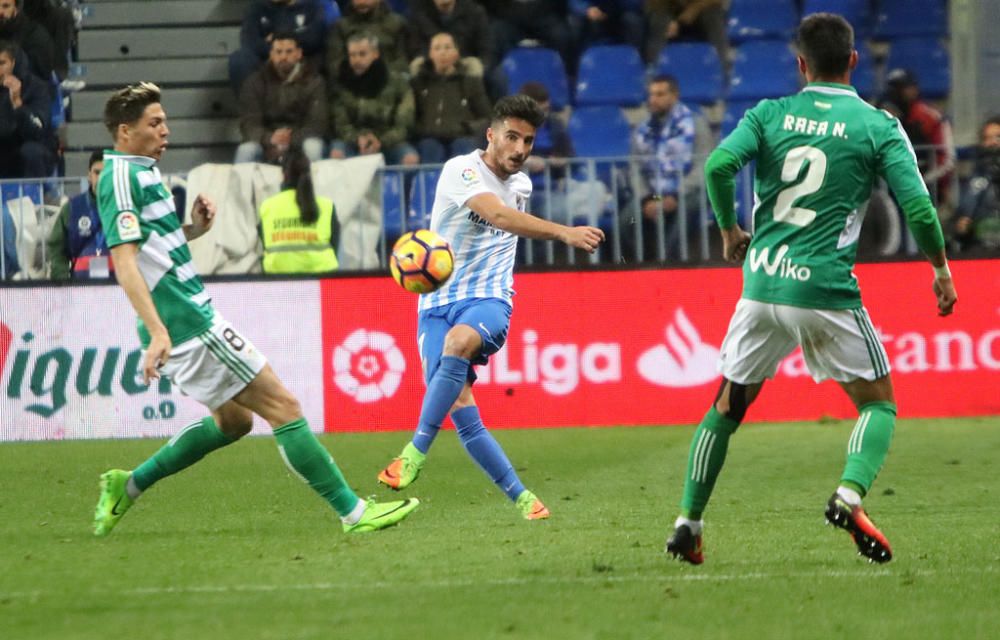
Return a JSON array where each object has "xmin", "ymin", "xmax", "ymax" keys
[{"xmin": 320, "ymin": 260, "xmax": 999, "ymax": 432}]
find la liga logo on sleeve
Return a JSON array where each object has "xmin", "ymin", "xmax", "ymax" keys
[
  {"xmin": 460, "ymin": 167, "xmax": 478, "ymax": 184},
  {"xmin": 116, "ymin": 212, "xmax": 141, "ymax": 241}
]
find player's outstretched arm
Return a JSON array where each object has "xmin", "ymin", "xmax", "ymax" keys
[
  {"xmin": 183, "ymin": 194, "xmax": 216, "ymax": 241},
  {"xmin": 110, "ymin": 242, "xmax": 172, "ymax": 382},
  {"xmin": 466, "ymin": 192, "xmax": 605, "ymax": 252}
]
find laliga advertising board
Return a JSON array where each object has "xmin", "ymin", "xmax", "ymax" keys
[
  {"xmin": 0, "ymin": 281, "xmax": 324, "ymax": 440},
  {"xmin": 321, "ymin": 259, "xmax": 999, "ymax": 431}
]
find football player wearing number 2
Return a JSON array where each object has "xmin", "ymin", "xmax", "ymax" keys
[
  {"xmin": 92, "ymin": 82, "xmax": 418, "ymax": 537},
  {"xmin": 665, "ymin": 13, "xmax": 958, "ymax": 565},
  {"xmin": 377, "ymin": 95, "xmax": 604, "ymax": 520}
]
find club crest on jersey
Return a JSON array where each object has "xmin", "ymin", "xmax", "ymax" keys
[
  {"xmin": 460, "ymin": 167, "xmax": 479, "ymax": 184},
  {"xmin": 116, "ymin": 212, "xmax": 141, "ymax": 241}
]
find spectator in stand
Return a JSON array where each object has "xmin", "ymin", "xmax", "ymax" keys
[
  {"xmin": 406, "ymin": 0, "xmax": 494, "ymax": 77},
  {"xmin": 569, "ymin": 1, "xmax": 644, "ymax": 52},
  {"xmin": 22, "ymin": 0, "xmax": 75, "ymax": 79},
  {"xmin": 952, "ymin": 116, "xmax": 1000, "ymax": 253},
  {"xmin": 0, "ymin": 39, "xmax": 55, "ymax": 179},
  {"xmin": 327, "ymin": 0, "xmax": 408, "ymax": 79},
  {"xmin": 0, "ymin": 0, "xmax": 55, "ymax": 81},
  {"xmin": 644, "ymin": 0, "xmax": 730, "ymax": 75},
  {"xmin": 259, "ymin": 148, "xmax": 340, "ymax": 274},
  {"xmin": 236, "ymin": 32, "xmax": 327, "ymax": 164},
  {"xmin": 46, "ymin": 150, "xmax": 112, "ymax": 280},
  {"xmin": 879, "ymin": 68, "xmax": 956, "ymax": 207},
  {"xmin": 229, "ymin": 0, "xmax": 327, "ymax": 94},
  {"xmin": 625, "ymin": 74, "xmax": 695, "ymax": 262},
  {"xmin": 328, "ymin": 32, "xmax": 418, "ymax": 165},
  {"xmin": 411, "ymin": 32, "xmax": 491, "ymax": 164},
  {"xmin": 481, "ymin": 0, "xmax": 574, "ymax": 70}
]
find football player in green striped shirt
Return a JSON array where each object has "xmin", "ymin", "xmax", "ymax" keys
[
  {"xmin": 92, "ymin": 82, "xmax": 418, "ymax": 536},
  {"xmin": 665, "ymin": 14, "xmax": 958, "ymax": 565}
]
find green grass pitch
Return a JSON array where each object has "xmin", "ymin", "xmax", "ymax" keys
[{"xmin": 1, "ymin": 416, "xmax": 998, "ymax": 640}]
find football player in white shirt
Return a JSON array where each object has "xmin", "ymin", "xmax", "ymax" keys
[{"xmin": 378, "ymin": 95, "xmax": 605, "ymax": 519}]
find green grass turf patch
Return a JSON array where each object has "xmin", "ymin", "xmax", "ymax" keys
[{"xmin": 1, "ymin": 416, "xmax": 998, "ymax": 639}]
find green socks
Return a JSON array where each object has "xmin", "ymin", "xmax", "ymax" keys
[
  {"xmin": 132, "ymin": 417, "xmax": 234, "ymax": 491},
  {"xmin": 841, "ymin": 401, "xmax": 897, "ymax": 496},
  {"xmin": 274, "ymin": 418, "xmax": 360, "ymax": 518},
  {"xmin": 680, "ymin": 407, "xmax": 740, "ymax": 520}
]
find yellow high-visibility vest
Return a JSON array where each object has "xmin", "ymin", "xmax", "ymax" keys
[{"xmin": 259, "ymin": 189, "xmax": 339, "ymax": 274}]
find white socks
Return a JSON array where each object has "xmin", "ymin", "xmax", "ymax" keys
[
  {"xmin": 836, "ymin": 486, "xmax": 863, "ymax": 507},
  {"xmin": 675, "ymin": 516, "xmax": 703, "ymax": 536},
  {"xmin": 340, "ymin": 498, "xmax": 367, "ymax": 525},
  {"xmin": 125, "ymin": 475, "xmax": 142, "ymax": 500}
]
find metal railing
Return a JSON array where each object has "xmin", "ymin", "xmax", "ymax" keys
[{"xmin": 0, "ymin": 144, "xmax": 970, "ymax": 282}]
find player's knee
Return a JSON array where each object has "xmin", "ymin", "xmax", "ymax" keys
[
  {"xmin": 442, "ymin": 327, "xmax": 480, "ymax": 359},
  {"xmin": 713, "ymin": 379, "xmax": 750, "ymax": 424}
]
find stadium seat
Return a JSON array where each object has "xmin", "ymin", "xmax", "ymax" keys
[
  {"xmin": 320, "ymin": 0, "xmax": 340, "ymax": 27},
  {"xmin": 886, "ymin": 38, "xmax": 950, "ymax": 99},
  {"xmin": 727, "ymin": 0, "xmax": 798, "ymax": 43},
  {"xmin": 655, "ymin": 43, "xmax": 724, "ymax": 105},
  {"xmin": 802, "ymin": 0, "xmax": 872, "ymax": 39},
  {"xmin": 721, "ymin": 100, "xmax": 758, "ymax": 137},
  {"xmin": 574, "ymin": 45, "xmax": 645, "ymax": 107},
  {"xmin": 407, "ymin": 168, "xmax": 441, "ymax": 231},
  {"xmin": 382, "ymin": 170, "xmax": 405, "ymax": 240},
  {"xmin": 501, "ymin": 47, "xmax": 571, "ymax": 110},
  {"xmin": 728, "ymin": 41, "xmax": 799, "ymax": 101},
  {"xmin": 852, "ymin": 50, "xmax": 878, "ymax": 99},
  {"xmin": 568, "ymin": 106, "xmax": 631, "ymax": 158},
  {"xmin": 875, "ymin": 0, "xmax": 947, "ymax": 39}
]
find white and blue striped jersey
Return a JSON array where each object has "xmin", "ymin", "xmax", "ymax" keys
[{"xmin": 418, "ymin": 150, "xmax": 531, "ymax": 311}]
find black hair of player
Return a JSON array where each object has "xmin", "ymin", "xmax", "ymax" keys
[
  {"xmin": 796, "ymin": 13, "xmax": 854, "ymax": 78},
  {"xmin": 491, "ymin": 94, "xmax": 545, "ymax": 129}
]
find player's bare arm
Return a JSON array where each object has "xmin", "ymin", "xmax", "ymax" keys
[
  {"xmin": 183, "ymin": 194, "xmax": 216, "ymax": 241},
  {"xmin": 719, "ymin": 225, "xmax": 751, "ymax": 263},
  {"xmin": 927, "ymin": 250, "xmax": 958, "ymax": 316},
  {"xmin": 466, "ymin": 192, "xmax": 605, "ymax": 252},
  {"xmin": 109, "ymin": 241, "xmax": 171, "ymax": 382}
]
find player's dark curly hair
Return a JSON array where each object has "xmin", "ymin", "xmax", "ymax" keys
[
  {"xmin": 103, "ymin": 81, "xmax": 162, "ymax": 139},
  {"xmin": 797, "ymin": 12, "xmax": 854, "ymax": 78},
  {"xmin": 491, "ymin": 94, "xmax": 545, "ymax": 129}
]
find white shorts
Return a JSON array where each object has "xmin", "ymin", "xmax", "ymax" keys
[
  {"xmin": 718, "ymin": 298, "xmax": 890, "ymax": 384},
  {"xmin": 154, "ymin": 314, "xmax": 267, "ymax": 410}
]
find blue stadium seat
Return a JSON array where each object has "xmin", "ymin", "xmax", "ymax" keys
[
  {"xmin": 852, "ymin": 50, "xmax": 878, "ymax": 99},
  {"xmin": 655, "ymin": 43, "xmax": 724, "ymax": 105},
  {"xmin": 384, "ymin": 0, "xmax": 409, "ymax": 16},
  {"xmin": 574, "ymin": 45, "xmax": 645, "ymax": 107},
  {"xmin": 1, "ymin": 182, "xmax": 43, "ymax": 206},
  {"xmin": 501, "ymin": 47, "xmax": 571, "ymax": 110},
  {"xmin": 381, "ymin": 170, "xmax": 405, "ymax": 240},
  {"xmin": 568, "ymin": 106, "xmax": 631, "ymax": 158},
  {"xmin": 875, "ymin": 0, "xmax": 947, "ymax": 39},
  {"xmin": 728, "ymin": 41, "xmax": 799, "ymax": 101},
  {"xmin": 320, "ymin": 0, "xmax": 340, "ymax": 27},
  {"xmin": 803, "ymin": 0, "xmax": 872, "ymax": 39},
  {"xmin": 727, "ymin": 0, "xmax": 798, "ymax": 43},
  {"xmin": 721, "ymin": 100, "xmax": 758, "ymax": 137},
  {"xmin": 407, "ymin": 168, "xmax": 441, "ymax": 231},
  {"xmin": 886, "ymin": 38, "xmax": 950, "ymax": 99}
]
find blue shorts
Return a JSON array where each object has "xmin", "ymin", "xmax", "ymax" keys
[{"xmin": 417, "ymin": 298, "xmax": 513, "ymax": 384}]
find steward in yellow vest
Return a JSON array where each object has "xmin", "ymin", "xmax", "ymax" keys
[{"xmin": 259, "ymin": 150, "xmax": 340, "ymax": 274}]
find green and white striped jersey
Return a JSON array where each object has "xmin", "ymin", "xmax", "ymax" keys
[
  {"xmin": 719, "ymin": 82, "xmax": 930, "ymax": 309},
  {"xmin": 97, "ymin": 150, "xmax": 213, "ymax": 347}
]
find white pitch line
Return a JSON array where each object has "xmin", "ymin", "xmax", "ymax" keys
[{"xmin": 2, "ymin": 565, "xmax": 996, "ymax": 600}]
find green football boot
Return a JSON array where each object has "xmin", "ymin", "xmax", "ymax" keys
[
  {"xmin": 93, "ymin": 469, "xmax": 134, "ymax": 537},
  {"xmin": 343, "ymin": 497, "xmax": 420, "ymax": 533},
  {"xmin": 377, "ymin": 442, "xmax": 426, "ymax": 490}
]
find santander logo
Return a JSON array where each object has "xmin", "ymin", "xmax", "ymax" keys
[
  {"xmin": 331, "ymin": 329, "xmax": 406, "ymax": 403},
  {"xmin": 637, "ymin": 308, "xmax": 720, "ymax": 387}
]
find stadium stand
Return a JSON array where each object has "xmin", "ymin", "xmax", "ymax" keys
[
  {"xmin": 574, "ymin": 44, "xmax": 645, "ymax": 108},
  {"xmin": 885, "ymin": 37, "xmax": 951, "ymax": 99},
  {"xmin": 654, "ymin": 42, "xmax": 725, "ymax": 106},
  {"xmin": 500, "ymin": 46, "xmax": 570, "ymax": 111},
  {"xmin": 64, "ymin": 0, "xmax": 245, "ymax": 176},
  {"xmin": 726, "ymin": 0, "xmax": 798, "ymax": 43},
  {"xmin": 727, "ymin": 40, "xmax": 799, "ymax": 102},
  {"xmin": 802, "ymin": 0, "xmax": 872, "ymax": 39},
  {"xmin": 875, "ymin": 0, "xmax": 948, "ymax": 39}
]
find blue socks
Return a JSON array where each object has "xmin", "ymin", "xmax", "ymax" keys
[
  {"xmin": 412, "ymin": 355, "xmax": 469, "ymax": 454},
  {"xmin": 452, "ymin": 405, "xmax": 525, "ymax": 502}
]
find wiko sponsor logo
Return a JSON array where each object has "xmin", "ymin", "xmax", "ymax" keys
[
  {"xmin": 748, "ymin": 244, "xmax": 812, "ymax": 281},
  {"xmin": 637, "ymin": 309, "xmax": 720, "ymax": 387},
  {"xmin": 2, "ymin": 322, "xmax": 173, "ymax": 418},
  {"xmin": 332, "ymin": 329, "xmax": 405, "ymax": 402}
]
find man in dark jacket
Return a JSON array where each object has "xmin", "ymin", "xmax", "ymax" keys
[
  {"xmin": 0, "ymin": 39, "xmax": 54, "ymax": 179},
  {"xmin": 329, "ymin": 32, "xmax": 418, "ymax": 166},
  {"xmin": 236, "ymin": 32, "xmax": 327, "ymax": 163},
  {"xmin": 328, "ymin": 0, "xmax": 408, "ymax": 79},
  {"xmin": 481, "ymin": 0, "xmax": 573, "ymax": 69},
  {"xmin": 228, "ymin": 0, "xmax": 327, "ymax": 93},
  {"xmin": 407, "ymin": 0, "xmax": 494, "ymax": 73},
  {"xmin": 411, "ymin": 32, "xmax": 491, "ymax": 163},
  {"xmin": 46, "ymin": 150, "xmax": 112, "ymax": 279},
  {"xmin": 0, "ymin": 0, "xmax": 54, "ymax": 80}
]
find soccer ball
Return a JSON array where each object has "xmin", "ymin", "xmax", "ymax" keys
[{"xmin": 389, "ymin": 229, "xmax": 454, "ymax": 294}]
